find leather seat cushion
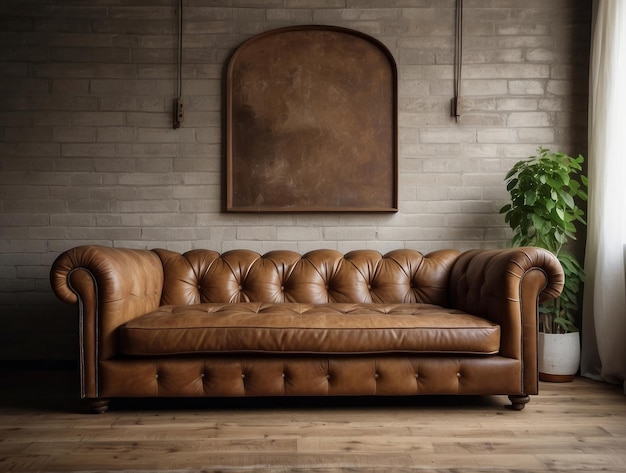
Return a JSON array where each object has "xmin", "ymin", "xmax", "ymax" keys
[{"xmin": 119, "ymin": 303, "xmax": 500, "ymax": 356}]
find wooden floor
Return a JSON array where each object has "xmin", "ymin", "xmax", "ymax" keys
[{"xmin": 0, "ymin": 364, "xmax": 625, "ymax": 473}]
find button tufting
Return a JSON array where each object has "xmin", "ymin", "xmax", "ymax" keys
[
  {"xmin": 414, "ymin": 373, "xmax": 419, "ymax": 379},
  {"xmin": 367, "ymin": 284, "xmax": 372, "ymax": 289},
  {"xmin": 238, "ymin": 285, "xmax": 243, "ymax": 291},
  {"xmin": 200, "ymin": 373, "xmax": 205, "ymax": 378},
  {"xmin": 281, "ymin": 373, "xmax": 286, "ymax": 378},
  {"xmin": 241, "ymin": 374, "xmax": 246, "ymax": 379},
  {"xmin": 155, "ymin": 374, "xmax": 159, "ymax": 379},
  {"xmin": 457, "ymin": 372, "xmax": 462, "ymax": 378},
  {"xmin": 374, "ymin": 373, "xmax": 379, "ymax": 379},
  {"xmin": 326, "ymin": 374, "xmax": 331, "ymax": 380}
]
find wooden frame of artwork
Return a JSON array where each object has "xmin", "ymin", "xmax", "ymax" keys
[{"xmin": 226, "ymin": 25, "xmax": 398, "ymax": 213}]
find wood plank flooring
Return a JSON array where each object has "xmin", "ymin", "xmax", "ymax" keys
[{"xmin": 0, "ymin": 363, "xmax": 625, "ymax": 472}]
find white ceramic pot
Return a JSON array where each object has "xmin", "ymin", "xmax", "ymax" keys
[{"xmin": 538, "ymin": 331, "xmax": 581, "ymax": 382}]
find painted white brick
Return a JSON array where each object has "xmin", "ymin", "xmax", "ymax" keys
[
  {"xmin": 237, "ymin": 226, "xmax": 278, "ymax": 241},
  {"xmin": 477, "ymin": 128, "xmax": 518, "ymax": 143},
  {"xmin": 99, "ymin": 97, "xmax": 137, "ymax": 111},
  {"xmin": 508, "ymin": 80, "xmax": 546, "ymax": 96},
  {"xmin": 497, "ymin": 23, "xmax": 550, "ymax": 36},
  {"xmin": 526, "ymin": 49, "xmax": 555, "ymax": 62},
  {"xmin": 117, "ymin": 173, "xmax": 182, "ymax": 186},
  {"xmin": 459, "ymin": 114, "xmax": 505, "ymax": 127},
  {"xmin": 118, "ymin": 200, "xmax": 180, "ymax": 213},
  {"xmin": 497, "ymin": 98, "xmax": 538, "ymax": 111},
  {"xmin": 420, "ymin": 128, "xmax": 476, "ymax": 144},
  {"xmin": 0, "ymin": 213, "xmax": 48, "ymax": 228},
  {"xmin": 94, "ymin": 158, "xmax": 135, "ymax": 173},
  {"xmin": 61, "ymin": 143, "xmax": 116, "ymax": 157},
  {"xmin": 463, "ymin": 143, "xmax": 500, "ymax": 158},
  {"xmin": 517, "ymin": 128, "xmax": 555, "ymax": 143},
  {"xmin": 32, "ymin": 112, "xmax": 72, "ymax": 127},
  {"xmin": 546, "ymin": 80, "xmax": 576, "ymax": 96},
  {"xmin": 141, "ymin": 227, "xmax": 211, "ymax": 241},
  {"xmin": 464, "ymin": 64, "xmax": 550, "ymax": 79},
  {"xmin": 465, "ymin": 35, "xmax": 552, "ymax": 50},
  {"xmin": 464, "ymin": 49, "xmax": 524, "ymax": 64},
  {"xmin": 277, "ymin": 226, "xmax": 323, "ymax": 241},
  {"xmin": 97, "ymin": 127, "xmax": 138, "ymax": 142},
  {"xmin": 399, "ymin": 80, "xmax": 430, "ymax": 97},
  {"xmin": 538, "ymin": 97, "xmax": 565, "ymax": 111},
  {"xmin": 413, "ymin": 187, "xmax": 448, "ymax": 202},
  {"xmin": 95, "ymin": 214, "xmax": 142, "ymax": 227},
  {"xmin": 53, "ymin": 127, "xmax": 96, "ymax": 143},
  {"xmin": 448, "ymin": 187, "xmax": 483, "ymax": 201},
  {"xmin": 506, "ymin": 112, "xmax": 552, "ymax": 127},
  {"xmin": 461, "ymin": 80, "xmax": 508, "ymax": 96},
  {"xmin": 71, "ymin": 112, "xmax": 125, "ymax": 127},
  {"xmin": 323, "ymin": 226, "xmax": 377, "ymax": 241},
  {"xmin": 496, "ymin": 143, "xmax": 543, "ymax": 159}
]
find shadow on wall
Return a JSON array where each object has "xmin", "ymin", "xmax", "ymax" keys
[{"xmin": 0, "ymin": 300, "xmax": 78, "ymax": 361}]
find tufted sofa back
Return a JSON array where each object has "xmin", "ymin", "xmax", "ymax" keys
[{"xmin": 154, "ymin": 248, "xmax": 461, "ymax": 307}]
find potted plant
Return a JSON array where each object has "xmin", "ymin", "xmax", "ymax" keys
[{"xmin": 500, "ymin": 147, "xmax": 588, "ymax": 382}]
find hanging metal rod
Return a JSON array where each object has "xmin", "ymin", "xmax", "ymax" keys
[
  {"xmin": 452, "ymin": 0, "xmax": 463, "ymax": 122},
  {"xmin": 173, "ymin": 0, "xmax": 184, "ymax": 129}
]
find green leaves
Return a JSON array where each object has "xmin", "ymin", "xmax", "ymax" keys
[{"xmin": 500, "ymin": 147, "xmax": 588, "ymax": 333}]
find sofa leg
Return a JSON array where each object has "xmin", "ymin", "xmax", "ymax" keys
[
  {"xmin": 88, "ymin": 398, "xmax": 110, "ymax": 414},
  {"xmin": 508, "ymin": 394, "xmax": 530, "ymax": 410}
]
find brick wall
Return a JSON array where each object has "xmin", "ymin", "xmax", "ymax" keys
[{"xmin": 0, "ymin": 0, "xmax": 591, "ymax": 360}]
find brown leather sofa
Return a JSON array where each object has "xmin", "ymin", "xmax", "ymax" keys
[{"xmin": 50, "ymin": 245, "xmax": 563, "ymax": 413}]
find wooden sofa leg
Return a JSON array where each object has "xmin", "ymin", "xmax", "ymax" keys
[
  {"xmin": 508, "ymin": 394, "xmax": 530, "ymax": 410},
  {"xmin": 88, "ymin": 398, "xmax": 110, "ymax": 414}
]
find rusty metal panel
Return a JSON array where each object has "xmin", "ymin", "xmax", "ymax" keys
[{"xmin": 226, "ymin": 25, "xmax": 398, "ymax": 212}]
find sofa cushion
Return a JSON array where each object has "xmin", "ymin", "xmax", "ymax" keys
[{"xmin": 119, "ymin": 303, "xmax": 500, "ymax": 356}]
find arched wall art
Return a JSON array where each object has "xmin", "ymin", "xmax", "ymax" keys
[{"xmin": 226, "ymin": 25, "xmax": 398, "ymax": 212}]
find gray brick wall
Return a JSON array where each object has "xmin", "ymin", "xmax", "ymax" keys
[{"xmin": 0, "ymin": 0, "xmax": 591, "ymax": 359}]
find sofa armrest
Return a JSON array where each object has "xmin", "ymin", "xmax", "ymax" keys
[
  {"xmin": 50, "ymin": 245, "xmax": 163, "ymax": 398},
  {"xmin": 449, "ymin": 247, "xmax": 564, "ymax": 394}
]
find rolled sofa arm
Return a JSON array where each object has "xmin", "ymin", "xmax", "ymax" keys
[
  {"xmin": 50, "ymin": 245, "xmax": 164, "ymax": 398},
  {"xmin": 449, "ymin": 247, "xmax": 564, "ymax": 394}
]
